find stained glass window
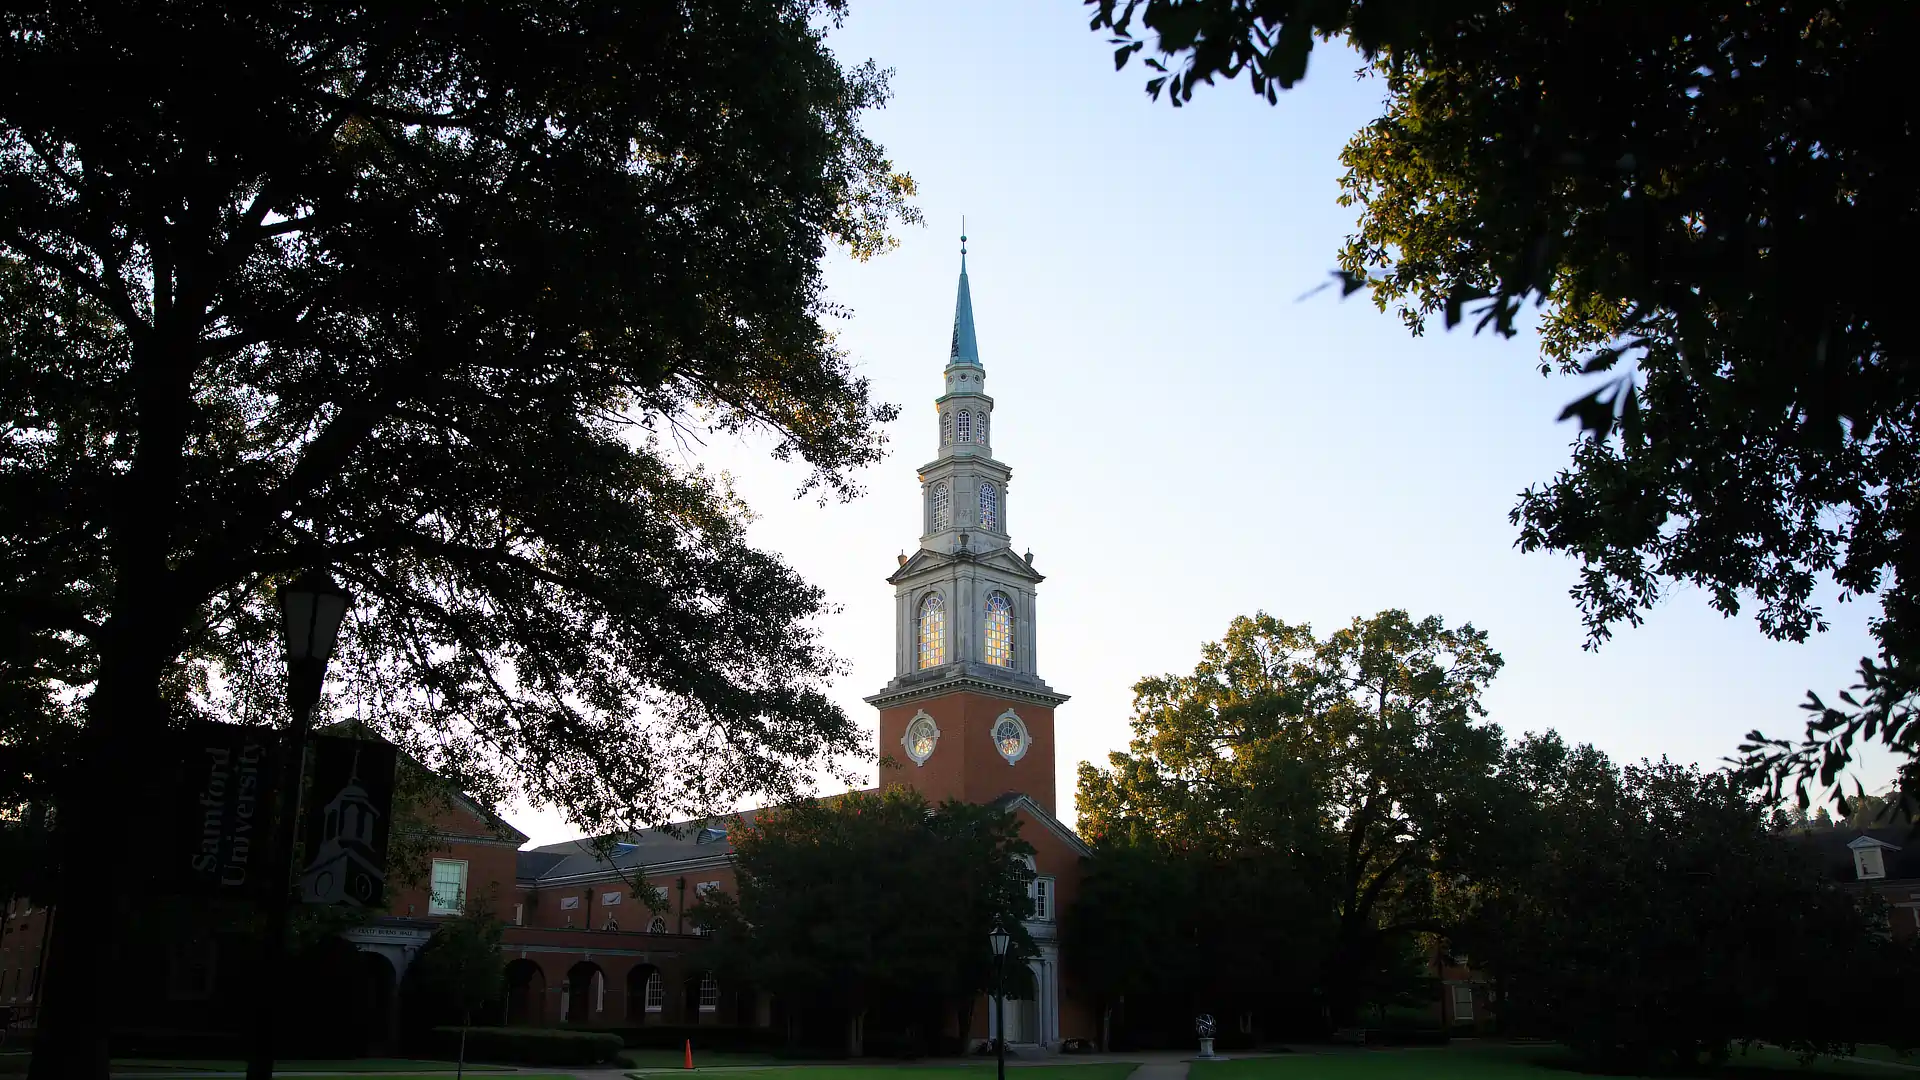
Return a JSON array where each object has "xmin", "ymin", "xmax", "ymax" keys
[
  {"xmin": 977, "ymin": 411, "xmax": 989, "ymax": 445},
  {"xmin": 930, "ymin": 482, "xmax": 951, "ymax": 532},
  {"xmin": 957, "ymin": 409, "xmax": 973, "ymax": 442},
  {"xmin": 941, "ymin": 411, "xmax": 953, "ymax": 445},
  {"xmin": 917, "ymin": 593, "xmax": 946, "ymax": 669},
  {"xmin": 984, "ymin": 593, "xmax": 1014, "ymax": 668},
  {"xmin": 979, "ymin": 481, "xmax": 999, "ymax": 529},
  {"xmin": 994, "ymin": 714, "xmax": 1028, "ymax": 761},
  {"xmin": 907, "ymin": 716, "xmax": 938, "ymax": 762}
]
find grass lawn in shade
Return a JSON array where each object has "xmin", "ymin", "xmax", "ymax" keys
[
  {"xmin": 621, "ymin": 1049, "xmax": 792, "ymax": 1069},
  {"xmin": 1191, "ymin": 1044, "xmax": 1918, "ymax": 1080},
  {"xmin": 110, "ymin": 1059, "xmax": 515, "ymax": 1074},
  {"xmin": 628, "ymin": 1065, "xmax": 1144, "ymax": 1080}
]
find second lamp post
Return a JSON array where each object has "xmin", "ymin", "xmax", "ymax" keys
[
  {"xmin": 246, "ymin": 568, "xmax": 352, "ymax": 1080},
  {"xmin": 989, "ymin": 925, "xmax": 1011, "ymax": 1080}
]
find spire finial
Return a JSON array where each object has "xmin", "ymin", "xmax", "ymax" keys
[{"xmin": 960, "ymin": 216, "xmax": 967, "ymax": 259}]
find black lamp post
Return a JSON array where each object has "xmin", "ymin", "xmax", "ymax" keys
[
  {"xmin": 246, "ymin": 569, "xmax": 351, "ymax": 1080},
  {"xmin": 989, "ymin": 925, "xmax": 1011, "ymax": 1080}
]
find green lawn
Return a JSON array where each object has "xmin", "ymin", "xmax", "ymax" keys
[
  {"xmin": 112, "ymin": 1059, "xmax": 514, "ymax": 1074},
  {"xmin": 1850, "ymin": 1046, "xmax": 1918, "ymax": 1067},
  {"xmin": 1193, "ymin": 1044, "xmax": 1915, "ymax": 1080},
  {"xmin": 622, "ymin": 1049, "xmax": 792, "ymax": 1069},
  {"xmin": 629, "ymin": 1066, "xmax": 1141, "ymax": 1080}
]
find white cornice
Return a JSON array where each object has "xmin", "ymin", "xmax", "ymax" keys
[{"xmin": 864, "ymin": 672, "xmax": 1069, "ymax": 710}]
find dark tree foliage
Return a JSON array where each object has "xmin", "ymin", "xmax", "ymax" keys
[
  {"xmin": 1, "ymin": 2, "xmax": 915, "ymax": 1075},
  {"xmin": 1066, "ymin": 840, "xmax": 1334, "ymax": 1049},
  {"xmin": 1075, "ymin": 610, "xmax": 1507, "ymax": 1026},
  {"xmin": 1087, "ymin": 0, "xmax": 1920, "ymax": 813},
  {"xmin": 1465, "ymin": 735, "xmax": 1917, "ymax": 1070},
  {"xmin": 694, "ymin": 789, "xmax": 1035, "ymax": 1057}
]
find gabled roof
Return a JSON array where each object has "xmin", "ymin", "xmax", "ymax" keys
[
  {"xmin": 989, "ymin": 791, "xmax": 1093, "ymax": 860},
  {"xmin": 313, "ymin": 720, "xmax": 528, "ymax": 845},
  {"xmin": 1794, "ymin": 826, "xmax": 1920, "ymax": 882},
  {"xmin": 888, "ymin": 545, "xmax": 1043, "ymax": 587},
  {"xmin": 516, "ymin": 811, "xmax": 761, "ymax": 886}
]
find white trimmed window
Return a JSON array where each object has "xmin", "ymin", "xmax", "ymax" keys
[
  {"xmin": 984, "ymin": 592, "xmax": 1014, "ymax": 668},
  {"xmin": 957, "ymin": 409, "xmax": 973, "ymax": 442},
  {"xmin": 602, "ymin": 889, "xmax": 622, "ymax": 906},
  {"xmin": 512, "ymin": 903, "xmax": 524, "ymax": 926},
  {"xmin": 645, "ymin": 971, "xmax": 665, "ymax": 1012},
  {"xmin": 698, "ymin": 972, "xmax": 719, "ymax": 1012},
  {"xmin": 978, "ymin": 481, "xmax": 999, "ymax": 529},
  {"xmin": 428, "ymin": 859, "xmax": 468, "ymax": 915},
  {"xmin": 930, "ymin": 482, "xmax": 951, "ymax": 532},
  {"xmin": 1452, "ymin": 985, "xmax": 1474, "ymax": 1021},
  {"xmin": 648, "ymin": 916, "xmax": 667, "ymax": 934},
  {"xmin": 1031, "ymin": 875, "xmax": 1055, "ymax": 921},
  {"xmin": 917, "ymin": 594, "xmax": 946, "ymax": 669}
]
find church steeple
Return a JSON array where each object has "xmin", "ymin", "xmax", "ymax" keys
[
  {"xmin": 868, "ymin": 229, "xmax": 1067, "ymax": 815},
  {"xmin": 950, "ymin": 233, "xmax": 980, "ymax": 366}
]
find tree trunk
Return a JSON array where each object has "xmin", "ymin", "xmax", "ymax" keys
[
  {"xmin": 845, "ymin": 1009, "xmax": 865, "ymax": 1058},
  {"xmin": 29, "ymin": 645, "xmax": 174, "ymax": 1080},
  {"xmin": 955, "ymin": 997, "xmax": 975, "ymax": 1054}
]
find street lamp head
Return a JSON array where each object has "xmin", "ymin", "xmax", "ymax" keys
[
  {"xmin": 989, "ymin": 925, "xmax": 1011, "ymax": 958},
  {"xmin": 278, "ymin": 568, "xmax": 351, "ymax": 714}
]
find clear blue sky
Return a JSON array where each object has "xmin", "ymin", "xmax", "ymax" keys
[{"xmin": 507, "ymin": 1, "xmax": 1890, "ymax": 844}]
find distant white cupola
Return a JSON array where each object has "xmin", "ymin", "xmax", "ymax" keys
[{"xmin": 1849, "ymin": 834, "xmax": 1900, "ymax": 880}]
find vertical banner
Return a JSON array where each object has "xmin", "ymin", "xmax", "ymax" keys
[
  {"xmin": 299, "ymin": 734, "xmax": 396, "ymax": 908},
  {"xmin": 172, "ymin": 723, "xmax": 278, "ymax": 894}
]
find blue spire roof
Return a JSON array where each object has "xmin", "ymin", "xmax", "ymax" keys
[{"xmin": 949, "ymin": 236, "xmax": 980, "ymax": 366}]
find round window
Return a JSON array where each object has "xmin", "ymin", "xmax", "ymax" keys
[
  {"xmin": 992, "ymin": 711, "xmax": 1029, "ymax": 764},
  {"xmin": 903, "ymin": 712, "xmax": 940, "ymax": 766}
]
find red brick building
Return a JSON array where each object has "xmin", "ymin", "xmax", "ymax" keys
[{"xmin": 5, "ymin": 239, "xmax": 1094, "ymax": 1054}]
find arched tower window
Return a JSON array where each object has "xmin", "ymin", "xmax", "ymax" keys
[
  {"xmin": 916, "ymin": 594, "xmax": 946, "ymax": 669},
  {"xmin": 984, "ymin": 593, "xmax": 1014, "ymax": 669},
  {"xmin": 977, "ymin": 411, "xmax": 989, "ymax": 445},
  {"xmin": 941, "ymin": 411, "xmax": 953, "ymax": 446},
  {"xmin": 930, "ymin": 482, "xmax": 951, "ymax": 532},
  {"xmin": 979, "ymin": 481, "xmax": 999, "ymax": 530},
  {"xmin": 957, "ymin": 409, "xmax": 973, "ymax": 442}
]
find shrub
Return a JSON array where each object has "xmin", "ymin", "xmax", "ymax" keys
[
  {"xmin": 427, "ymin": 1026, "xmax": 622, "ymax": 1066},
  {"xmin": 604, "ymin": 1024, "xmax": 788, "ymax": 1052}
]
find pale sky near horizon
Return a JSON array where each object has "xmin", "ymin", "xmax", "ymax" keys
[{"xmin": 504, "ymin": 1, "xmax": 1893, "ymax": 846}]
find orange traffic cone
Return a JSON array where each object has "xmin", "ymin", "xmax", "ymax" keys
[{"xmin": 684, "ymin": 1039, "xmax": 694, "ymax": 1070}]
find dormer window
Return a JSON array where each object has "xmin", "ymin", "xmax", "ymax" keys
[{"xmin": 1857, "ymin": 846, "xmax": 1887, "ymax": 880}]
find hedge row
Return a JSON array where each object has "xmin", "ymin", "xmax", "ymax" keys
[
  {"xmin": 428, "ymin": 1026, "xmax": 624, "ymax": 1066},
  {"xmin": 601, "ymin": 1024, "xmax": 791, "ymax": 1052}
]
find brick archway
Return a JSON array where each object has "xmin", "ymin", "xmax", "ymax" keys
[{"xmin": 505, "ymin": 959, "xmax": 546, "ymax": 1026}]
